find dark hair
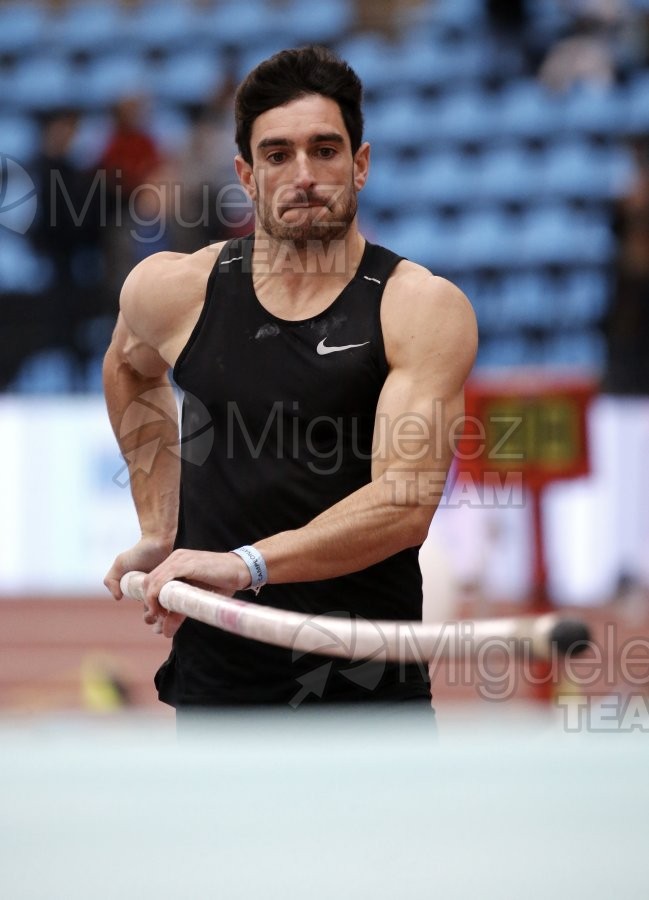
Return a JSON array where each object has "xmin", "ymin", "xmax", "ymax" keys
[{"xmin": 234, "ymin": 45, "xmax": 364, "ymax": 165}]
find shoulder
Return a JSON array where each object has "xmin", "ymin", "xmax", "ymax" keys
[
  {"xmin": 119, "ymin": 243, "xmax": 227, "ymax": 351},
  {"xmin": 382, "ymin": 258, "xmax": 475, "ymax": 326},
  {"xmin": 115, "ymin": 241, "xmax": 228, "ymax": 370},
  {"xmin": 106, "ymin": 242, "xmax": 228, "ymax": 377},
  {"xmin": 381, "ymin": 258, "xmax": 478, "ymax": 374}
]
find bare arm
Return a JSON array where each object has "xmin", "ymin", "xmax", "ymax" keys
[
  {"xmin": 256, "ymin": 269, "xmax": 476, "ymax": 580},
  {"xmin": 102, "ymin": 249, "xmax": 215, "ymax": 609},
  {"xmin": 103, "ymin": 322, "xmax": 179, "ymax": 528},
  {"xmin": 142, "ymin": 267, "xmax": 477, "ymax": 608},
  {"xmin": 102, "ymin": 318, "xmax": 180, "ymax": 599}
]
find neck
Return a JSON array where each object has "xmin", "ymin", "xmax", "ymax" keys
[{"xmin": 250, "ymin": 222, "xmax": 366, "ymax": 318}]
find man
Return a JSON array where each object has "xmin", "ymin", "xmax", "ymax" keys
[{"xmin": 103, "ymin": 46, "xmax": 477, "ymax": 711}]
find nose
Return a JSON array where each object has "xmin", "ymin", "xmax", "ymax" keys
[{"xmin": 293, "ymin": 151, "xmax": 316, "ymax": 192}]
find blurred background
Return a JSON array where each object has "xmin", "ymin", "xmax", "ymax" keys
[{"xmin": 0, "ymin": 0, "xmax": 648, "ymax": 717}]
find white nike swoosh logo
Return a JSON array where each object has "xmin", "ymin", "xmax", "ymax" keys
[{"xmin": 316, "ymin": 338, "xmax": 370, "ymax": 355}]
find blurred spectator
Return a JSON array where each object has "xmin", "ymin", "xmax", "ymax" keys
[
  {"xmin": 170, "ymin": 76, "xmax": 249, "ymax": 253},
  {"xmin": 100, "ymin": 96, "xmax": 161, "ymax": 201},
  {"xmin": 29, "ymin": 111, "xmax": 103, "ymax": 380},
  {"xmin": 604, "ymin": 136, "xmax": 649, "ymax": 394},
  {"xmin": 352, "ymin": 0, "xmax": 423, "ymax": 38},
  {"xmin": 536, "ymin": 1, "xmax": 642, "ymax": 92},
  {"xmin": 538, "ymin": 18, "xmax": 617, "ymax": 91},
  {"xmin": 98, "ymin": 96, "xmax": 163, "ymax": 297}
]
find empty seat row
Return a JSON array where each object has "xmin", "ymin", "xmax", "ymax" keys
[
  {"xmin": 0, "ymin": 0, "xmax": 594, "ymax": 60},
  {"xmin": 476, "ymin": 331, "xmax": 606, "ymax": 369},
  {"xmin": 371, "ymin": 205, "xmax": 615, "ymax": 271},
  {"xmin": 0, "ymin": 50, "xmax": 226, "ymax": 111},
  {"xmin": 5, "ymin": 53, "xmax": 644, "ymax": 142},
  {"xmin": 4, "ymin": 106, "xmax": 632, "ymax": 211},
  {"xmin": 365, "ymin": 77, "xmax": 649, "ymax": 148},
  {"xmin": 469, "ymin": 270, "xmax": 610, "ymax": 330},
  {"xmin": 0, "ymin": 0, "xmax": 352, "ymax": 56},
  {"xmin": 364, "ymin": 141, "xmax": 633, "ymax": 211}
]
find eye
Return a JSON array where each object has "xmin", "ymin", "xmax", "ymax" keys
[
  {"xmin": 317, "ymin": 147, "xmax": 337, "ymax": 159},
  {"xmin": 267, "ymin": 151, "xmax": 286, "ymax": 164}
]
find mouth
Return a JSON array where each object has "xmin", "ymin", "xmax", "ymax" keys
[{"xmin": 280, "ymin": 199, "xmax": 329, "ymax": 212}]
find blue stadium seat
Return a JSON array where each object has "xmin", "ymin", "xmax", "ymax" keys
[
  {"xmin": 65, "ymin": 114, "xmax": 112, "ymax": 168},
  {"xmin": 376, "ymin": 213, "xmax": 463, "ymax": 272},
  {"xmin": 405, "ymin": 153, "xmax": 482, "ymax": 208},
  {"xmin": 0, "ymin": 115, "xmax": 40, "ymax": 164},
  {"xmin": 359, "ymin": 156, "xmax": 399, "ymax": 214},
  {"xmin": 521, "ymin": 205, "xmax": 580, "ymax": 267},
  {"xmin": 336, "ymin": 35, "xmax": 403, "ymax": 96},
  {"xmin": 278, "ymin": 0, "xmax": 353, "ymax": 45},
  {"xmin": 391, "ymin": 36, "xmax": 456, "ymax": 90},
  {"xmin": 0, "ymin": 234, "xmax": 51, "ymax": 295},
  {"xmin": 421, "ymin": 0, "xmax": 486, "ymax": 34},
  {"xmin": 453, "ymin": 271, "xmax": 480, "ymax": 303},
  {"xmin": 126, "ymin": 1, "xmax": 202, "ymax": 53},
  {"xmin": 541, "ymin": 332, "xmax": 606, "ymax": 369},
  {"xmin": 573, "ymin": 209, "xmax": 617, "ymax": 266},
  {"xmin": 10, "ymin": 349, "xmax": 78, "ymax": 394},
  {"xmin": 527, "ymin": 0, "xmax": 573, "ymax": 45},
  {"xmin": 386, "ymin": 209, "xmax": 514, "ymax": 273},
  {"xmin": 453, "ymin": 208, "xmax": 524, "ymax": 270},
  {"xmin": 560, "ymin": 83, "xmax": 626, "ymax": 138},
  {"xmin": 4, "ymin": 55, "xmax": 76, "ymax": 113},
  {"xmin": 84, "ymin": 354, "xmax": 105, "ymax": 393},
  {"xmin": 147, "ymin": 106, "xmax": 192, "ymax": 155},
  {"xmin": 75, "ymin": 54, "xmax": 150, "ymax": 109},
  {"xmin": 364, "ymin": 96, "xmax": 437, "ymax": 151},
  {"xmin": 52, "ymin": 2, "xmax": 127, "ymax": 55},
  {"xmin": 394, "ymin": 37, "xmax": 483, "ymax": 90},
  {"xmin": 607, "ymin": 144, "xmax": 638, "ymax": 198},
  {"xmin": 541, "ymin": 139, "xmax": 622, "ymax": 201},
  {"xmin": 622, "ymin": 70, "xmax": 649, "ymax": 134},
  {"xmin": 561, "ymin": 269, "xmax": 610, "ymax": 325},
  {"xmin": 466, "ymin": 277, "xmax": 500, "ymax": 330},
  {"xmin": 0, "ymin": 3, "xmax": 46, "ymax": 55},
  {"xmin": 497, "ymin": 80, "xmax": 564, "ymax": 140},
  {"xmin": 428, "ymin": 89, "xmax": 499, "ymax": 145},
  {"xmin": 152, "ymin": 51, "xmax": 224, "ymax": 106},
  {"xmin": 476, "ymin": 336, "xmax": 533, "ymax": 368},
  {"xmin": 477, "ymin": 144, "xmax": 546, "ymax": 205},
  {"xmin": 520, "ymin": 204, "xmax": 615, "ymax": 267},
  {"xmin": 209, "ymin": 0, "xmax": 285, "ymax": 52},
  {"xmin": 366, "ymin": 152, "xmax": 478, "ymax": 214},
  {"xmin": 498, "ymin": 272, "xmax": 557, "ymax": 327}
]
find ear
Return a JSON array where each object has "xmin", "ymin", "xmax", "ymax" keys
[
  {"xmin": 235, "ymin": 155, "xmax": 257, "ymax": 201},
  {"xmin": 353, "ymin": 141, "xmax": 370, "ymax": 192}
]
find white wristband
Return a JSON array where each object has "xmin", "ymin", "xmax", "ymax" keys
[{"xmin": 230, "ymin": 545, "xmax": 268, "ymax": 594}]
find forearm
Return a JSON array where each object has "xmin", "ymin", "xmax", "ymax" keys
[
  {"xmin": 103, "ymin": 344, "xmax": 179, "ymax": 543},
  {"xmin": 255, "ymin": 467, "xmax": 443, "ymax": 584}
]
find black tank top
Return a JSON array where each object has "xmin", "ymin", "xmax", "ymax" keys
[{"xmin": 155, "ymin": 234, "xmax": 431, "ymax": 706}]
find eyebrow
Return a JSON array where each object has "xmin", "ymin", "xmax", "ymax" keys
[{"xmin": 256, "ymin": 132, "xmax": 345, "ymax": 151}]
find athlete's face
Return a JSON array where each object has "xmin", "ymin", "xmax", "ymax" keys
[{"xmin": 236, "ymin": 94, "xmax": 369, "ymax": 248}]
